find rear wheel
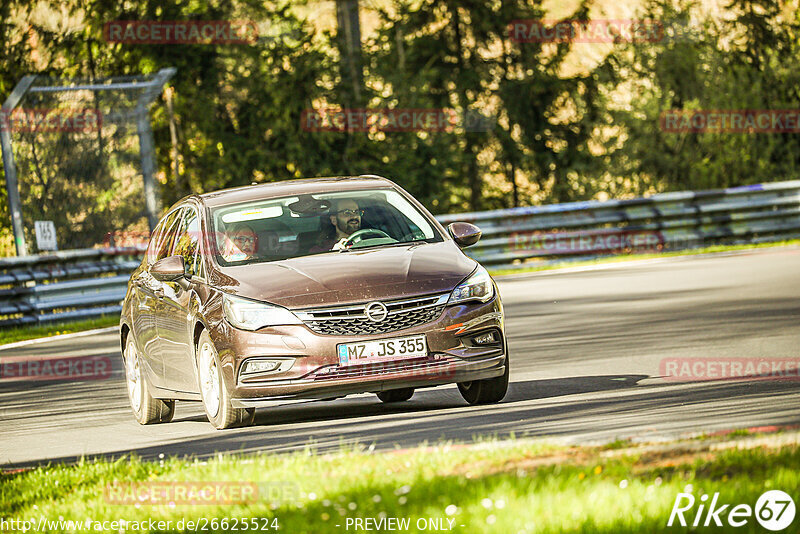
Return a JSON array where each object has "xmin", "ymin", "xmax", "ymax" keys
[
  {"xmin": 457, "ymin": 355, "xmax": 509, "ymax": 405},
  {"xmin": 124, "ymin": 337, "xmax": 174, "ymax": 424},
  {"xmin": 196, "ymin": 330, "xmax": 255, "ymax": 430},
  {"xmin": 377, "ymin": 388, "xmax": 414, "ymax": 403}
]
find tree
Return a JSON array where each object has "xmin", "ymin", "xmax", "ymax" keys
[
  {"xmin": 368, "ymin": 0, "xmax": 604, "ymax": 211},
  {"xmin": 603, "ymin": 0, "xmax": 800, "ymax": 193}
]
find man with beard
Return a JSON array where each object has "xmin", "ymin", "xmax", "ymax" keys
[{"xmin": 310, "ymin": 199, "xmax": 365, "ymax": 252}]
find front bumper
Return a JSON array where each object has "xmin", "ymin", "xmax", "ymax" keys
[
  {"xmin": 209, "ymin": 294, "xmax": 505, "ymax": 405},
  {"xmin": 231, "ymin": 353, "xmax": 505, "ymax": 407}
]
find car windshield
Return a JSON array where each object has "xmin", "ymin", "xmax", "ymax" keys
[{"xmin": 209, "ymin": 188, "xmax": 443, "ymax": 266}]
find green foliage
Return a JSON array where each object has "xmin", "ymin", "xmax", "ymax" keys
[
  {"xmin": 1, "ymin": 0, "xmax": 799, "ymax": 254},
  {"xmin": 0, "ymin": 314, "xmax": 118, "ymax": 346},
  {"xmin": 601, "ymin": 0, "xmax": 800, "ymax": 193},
  {"xmin": 367, "ymin": 0, "xmax": 603, "ymax": 209}
]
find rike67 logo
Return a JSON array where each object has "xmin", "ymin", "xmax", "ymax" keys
[{"xmin": 668, "ymin": 490, "xmax": 795, "ymax": 530}]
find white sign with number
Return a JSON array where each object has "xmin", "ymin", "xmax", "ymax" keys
[{"xmin": 34, "ymin": 220, "xmax": 57, "ymax": 251}]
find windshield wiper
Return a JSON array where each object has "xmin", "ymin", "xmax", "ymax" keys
[{"xmin": 338, "ymin": 240, "xmax": 428, "ymax": 252}]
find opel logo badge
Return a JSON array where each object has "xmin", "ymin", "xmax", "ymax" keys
[{"xmin": 365, "ymin": 301, "xmax": 388, "ymax": 322}]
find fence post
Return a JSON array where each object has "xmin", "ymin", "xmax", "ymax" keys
[{"xmin": 0, "ymin": 75, "xmax": 36, "ymax": 256}]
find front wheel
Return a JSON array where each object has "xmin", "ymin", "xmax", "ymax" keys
[
  {"xmin": 457, "ymin": 356, "xmax": 509, "ymax": 405},
  {"xmin": 124, "ymin": 337, "xmax": 174, "ymax": 424},
  {"xmin": 196, "ymin": 330, "xmax": 255, "ymax": 430}
]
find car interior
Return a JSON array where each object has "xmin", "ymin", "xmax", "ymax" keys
[{"xmin": 215, "ymin": 195, "xmax": 428, "ymax": 264}]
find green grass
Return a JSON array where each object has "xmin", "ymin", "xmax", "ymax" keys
[
  {"xmin": 0, "ymin": 315, "xmax": 118, "ymax": 347},
  {"xmin": 2, "ymin": 436, "xmax": 798, "ymax": 533},
  {"xmin": 488, "ymin": 239, "xmax": 800, "ymax": 277}
]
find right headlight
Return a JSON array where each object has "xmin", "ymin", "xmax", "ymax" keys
[
  {"xmin": 222, "ymin": 294, "xmax": 302, "ymax": 331},
  {"xmin": 448, "ymin": 265, "xmax": 494, "ymax": 305}
]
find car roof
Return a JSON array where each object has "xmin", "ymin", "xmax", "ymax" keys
[{"xmin": 195, "ymin": 175, "xmax": 396, "ymax": 208}]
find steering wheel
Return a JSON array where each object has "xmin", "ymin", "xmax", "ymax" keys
[{"xmin": 341, "ymin": 228, "xmax": 393, "ymax": 248}]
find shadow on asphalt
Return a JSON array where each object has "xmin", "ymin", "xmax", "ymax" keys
[
  {"xmin": 7, "ymin": 373, "xmax": 800, "ymax": 469},
  {"xmin": 2, "ymin": 374, "xmax": 645, "ymax": 468},
  {"xmin": 165, "ymin": 374, "xmax": 650, "ymax": 426}
]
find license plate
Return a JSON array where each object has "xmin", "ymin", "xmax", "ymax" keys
[{"xmin": 337, "ymin": 335, "xmax": 427, "ymax": 366}]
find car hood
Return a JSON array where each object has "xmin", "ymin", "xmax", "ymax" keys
[{"xmin": 211, "ymin": 241, "xmax": 477, "ymax": 308}]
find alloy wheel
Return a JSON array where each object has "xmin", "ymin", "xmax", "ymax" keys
[
  {"xmin": 199, "ymin": 341, "xmax": 220, "ymax": 417},
  {"xmin": 125, "ymin": 340, "xmax": 142, "ymax": 412}
]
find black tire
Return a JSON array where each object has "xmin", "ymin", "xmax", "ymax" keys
[
  {"xmin": 377, "ymin": 388, "xmax": 414, "ymax": 403},
  {"xmin": 196, "ymin": 330, "xmax": 255, "ymax": 430},
  {"xmin": 123, "ymin": 337, "xmax": 175, "ymax": 424},
  {"xmin": 457, "ymin": 355, "xmax": 509, "ymax": 405}
]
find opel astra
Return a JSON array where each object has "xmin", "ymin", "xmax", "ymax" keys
[{"xmin": 120, "ymin": 175, "xmax": 508, "ymax": 429}]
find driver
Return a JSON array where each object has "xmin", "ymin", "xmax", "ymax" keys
[
  {"xmin": 330, "ymin": 199, "xmax": 364, "ymax": 250},
  {"xmin": 310, "ymin": 199, "xmax": 364, "ymax": 252}
]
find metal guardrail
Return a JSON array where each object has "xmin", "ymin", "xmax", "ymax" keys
[
  {"xmin": 0, "ymin": 180, "xmax": 798, "ymax": 327},
  {"xmin": 0, "ymin": 248, "xmax": 143, "ymax": 327},
  {"xmin": 439, "ymin": 180, "xmax": 800, "ymax": 270}
]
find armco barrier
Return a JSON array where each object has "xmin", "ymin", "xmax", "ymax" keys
[
  {"xmin": 0, "ymin": 248, "xmax": 143, "ymax": 327},
  {"xmin": 0, "ymin": 180, "xmax": 798, "ymax": 327},
  {"xmin": 438, "ymin": 180, "xmax": 800, "ymax": 269}
]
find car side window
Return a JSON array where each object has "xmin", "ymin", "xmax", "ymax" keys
[
  {"xmin": 172, "ymin": 207, "xmax": 203, "ymax": 278},
  {"xmin": 150, "ymin": 208, "xmax": 184, "ymax": 266}
]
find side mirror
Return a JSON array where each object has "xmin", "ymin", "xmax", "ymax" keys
[
  {"xmin": 151, "ymin": 255, "xmax": 190, "ymax": 289},
  {"xmin": 447, "ymin": 222, "xmax": 482, "ymax": 248}
]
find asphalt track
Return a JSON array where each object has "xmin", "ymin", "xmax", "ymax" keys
[{"xmin": 2, "ymin": 247, "xmax": 799, "ymax": 468}]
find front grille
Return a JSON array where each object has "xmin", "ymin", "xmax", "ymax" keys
[
  {"xmin": 310, "ymin": 354, "xmax": 457, "ymax": 380},
  {"xmin": 295, "ymin": 293, "xmax": 449, "ymax": 336}
]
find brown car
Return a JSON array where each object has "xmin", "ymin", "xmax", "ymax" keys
[{"xmin": 120, "ymin": 175, "xmax": 508, "ymax": 429}]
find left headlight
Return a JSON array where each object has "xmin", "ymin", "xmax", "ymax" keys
[
  {"xmin": 448, "ymin": 265, "xmax": 494, "ymax": 305},
  {"xmin": 222, "ymin": 294, "xmax": 302, "ymax": 331}
]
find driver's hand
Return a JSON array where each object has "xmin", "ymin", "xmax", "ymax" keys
[{"xmin": 331, "ymin": 237, "xmax": 349, "ymax": 251}]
